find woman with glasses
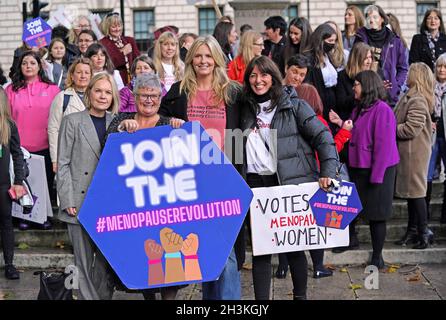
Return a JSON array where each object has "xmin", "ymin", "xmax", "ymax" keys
[
  {"xmin": 409, "ymin": 8, "xmax": 446, "ymax": 72},
  {"xmin": 228, "ymin": 30, "xmax": 264, "ymax": 84},
  {"xmin": 100, "ymin": 12, "xmax": 140, "ymax": 85},
  {"xmin": 348, "ymin": 70, "xmax": 399, "ymax": 269},
  {"xmin": 77, "ymin": 30, "xmax": 97, "ymax": 56}
]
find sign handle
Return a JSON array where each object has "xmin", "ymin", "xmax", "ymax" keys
[{"xmin": 212, "ymin": 0, "xmax": 222, "ymax": 19}]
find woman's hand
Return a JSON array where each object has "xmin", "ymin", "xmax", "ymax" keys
[
  {"xmin": 432, "ymin": 122, "xmax": 437, "ymax": 133},
  {"xmin": 118, "ymin": 119, "xmax": 139, "ymax": 133},
  {"xmin": 383, "ymin": 80, "xmax": 392, "ymax": 90},
  {"xmin": 170, "ymin": 118, "xmax": 185, "ymax": 129},
  {"xmin": 318, "ymin": 177, "xmax": 333, "ymax": 192},
  {"xmin": 342, "ymin": 120, "xmax": 353, "ymax": 131},
  {"xmin": 329, "ymin": 109, "xmax": 343, "ymax": 128},
  {"xmin": 121, "ymin": 43, "xmax": 133, "ymax": 56},
  {"xmin": 12, "ymin": 184, "xmax": 27, "ymax": 199},
  {"xmin": 66, "ymin": 207, "xmax": 77, "ymax": 216},
  {"xmin": 52, "ymin": 162, "xmax": 58, "ymax": 173}
]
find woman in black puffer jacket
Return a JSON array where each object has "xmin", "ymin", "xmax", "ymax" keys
[{"xmin": 240, "ymin": 56, "xmax": 338, "ymax": 300}]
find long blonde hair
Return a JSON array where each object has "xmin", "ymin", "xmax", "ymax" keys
[
  {"xmin": 325, "ymin": 21, "xmax": 346, "ymax": 69},
  {"xmin": 238, "ymin": 30, "xmax": 263, "ymax": 66},
  {"xmin": 0, "ymin": 87, "xmax": 11, "ymax": 146},
  {"xmin": 407, "ymin": 62, "xmax": 435, "ymax": 113},
  {"xmin": 181, "ymin": 36, "xmax": 237, "ymax": 106},
  {"xmin": 84, "ymin": 73, "xmax": 119, "ymax": 114},
  {"xmin": 153, "ymin": 31, "xmax": 184, "ymax": 84}
]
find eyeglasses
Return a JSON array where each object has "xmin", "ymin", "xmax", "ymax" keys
[
  {"xmin": 136, "ymin": 93, "xmax": 160, "ymax": 102},
  {"xmin": 106, "ymin": 12, "xmax": 120, "ymax": 18},
  {"xmin": 253, "ymin": 43, "xmax": 265, "ymax": 47}
]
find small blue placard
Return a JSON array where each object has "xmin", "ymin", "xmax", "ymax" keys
[
  {"xmin": 22, "ymin": 17, "xmax": 52, "ymax": 48},
  {"xmin": 309, "ymin": 181, "xmax": 362, "ymax": 230}
]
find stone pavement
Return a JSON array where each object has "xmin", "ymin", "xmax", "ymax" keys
[{"xmin": 1, "ymin": 261, "xmax": 445, "ymax": 300}]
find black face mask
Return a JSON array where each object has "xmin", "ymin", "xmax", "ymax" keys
[{"xmin": 323, "ymin": 42, "xmax": 335, "ymax": 53}]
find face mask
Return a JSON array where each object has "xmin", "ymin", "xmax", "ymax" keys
[{"xmin": 323, "ymin": 42, "xmax": 335, "ymax": 53}]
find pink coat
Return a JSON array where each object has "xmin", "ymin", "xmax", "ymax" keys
[{"xmin": 6, "ymin": 79, "xmax": 60, "ymax": 152}]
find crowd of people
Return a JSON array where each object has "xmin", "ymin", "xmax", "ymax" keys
[{"xmin": 1, "ymin": 4, "xmax": 446, "ymax": 300}]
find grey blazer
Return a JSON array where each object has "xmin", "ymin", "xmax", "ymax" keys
[{"xmin": 57, "ymin": 109, "xmax": 114, "ymax": 224}]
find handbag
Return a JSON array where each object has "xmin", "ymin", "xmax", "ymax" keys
[{"xmin": 34, "ymin": 271, "xmax": 73, "ymax": 300}]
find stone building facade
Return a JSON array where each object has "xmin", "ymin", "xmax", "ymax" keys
[{"xmin": 0, "ymin": 0, "xmax": 444, "ymax": 78}]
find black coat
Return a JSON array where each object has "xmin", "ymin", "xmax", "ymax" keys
[
  {"xmin": 240, "ymin": 86, "xmax": 338, "ymax": 185},
  {"xmin": 262, "ymin": 36, "xmax": 287, "ymax": 76},
  {"xmin": 159, "ymin": 81, "xmax": 244, "ymax": 167},
  {"xmin": 409, "ymin": 33, "xmax": 446, "ymax": 71},
  {"xmin": 0, "ymin": 121, "xmax": 25, "ymax": 186},
  {"xmin": 335, "ymin": 70, "xmax": 355, "ymax": 120},
  {"xmin": 303, "ymin": 53, "xmax": 337, "ymax": 120}
]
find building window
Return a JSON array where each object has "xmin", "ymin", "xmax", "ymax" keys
[
  {"xmin": 133, "ymin": 10, "xmax": 155, "ymax": 52},
  {"xmin": 345, "ymin": 2, "xmax": 375, "ymax": 16},
  {"xmin": 288, "ymin": 5, "xmax": 298, "ymax": 21},
  {"xmin": 416, "ymin": 2, "xmax": 438, "ymax": 32},
  {"xmin": 198, "ymin": 7, "xmax": 224, "ymax": 36}
]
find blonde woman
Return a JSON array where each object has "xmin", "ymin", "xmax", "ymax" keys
[
  {"xmin": 153, "ymin": 31, "xmax": 184, "ymax": 96},
  {"xmin": 159, "ymin": 35, "xmax": 243, "ymax": 300},
  {"xmin": 57, "ymin": 73, "xmax": 119, "ymax": 299},
  {"xmin": 0, "ymin": 87, "xmax": 26, "ymax": 280},
  {"xmin": 99, "ymin": 13, "xmax": 140, "ymax": 85},
  {"xmin": 68, "ymin": 15, "xmax": 92, "ymax": 45},
  {"xmin": 48, "ymin": 57, "xmax": 93, "ymax": 173},
  {"xmin": 228, "ymin": 30, "xmax": 263, "ymax": 83},
  {"xmin": 343, "ymin": 6, "xmax": 365, "ymax": 51},
  {"xmin": 394, "ymin": 62, "xmax": 435, "ymax": 250}
]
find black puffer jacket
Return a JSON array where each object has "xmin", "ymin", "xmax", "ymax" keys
[{"xmin": 240, "ymin": 86, "xmax": 338, "ymax": 185}]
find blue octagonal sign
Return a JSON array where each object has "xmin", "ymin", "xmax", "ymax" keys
[
  {"xmin": 78, "ymin": 122, "xmax": 253, "ymax": 289},
  {"xmin": 22, "ymin": 17, "xmax": 52, "ymax": 48},
  {"xmin": 309, "ymin": 181, "xmax": 362, "ymax": 230}
]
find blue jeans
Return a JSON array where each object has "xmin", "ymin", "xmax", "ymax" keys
[
  {"xmin": 202, "ymin": 248, "xmax": 241, "ymax": 300},
  {"xmin": 427, "ymin": 136, "xmax": 446, "ymax": 181}
]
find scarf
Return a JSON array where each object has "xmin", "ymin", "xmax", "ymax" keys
[
  {"xmin": 109, "ymin": 35, "xmax": 131, "ymax": 83},
  {"xmin": 425, "ymin": 31, "xmax": 440, "ymax": 69},
  {"xmin": 365, "ymin": 27, "xmax": 390, "ymax": 49},
  {"xmin": 435, "ymin": 82, "xmax": 446, "ymax": 118}
]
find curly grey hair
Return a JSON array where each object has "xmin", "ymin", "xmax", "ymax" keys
[{"xmin": 133, "ymin": 73, "xmax": 162, "ymax": 94}]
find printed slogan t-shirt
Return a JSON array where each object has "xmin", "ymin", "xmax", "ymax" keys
[{"xmin": 187, "ymin": 90, "xmax": 226, "ymax": 151}]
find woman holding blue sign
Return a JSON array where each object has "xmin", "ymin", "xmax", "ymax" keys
[
  {"xmin": 57, "ymin": 72, "xmax": 119, "ymax": 300},
  {"xmin": 106, "ymin": 72, "xmax": 184, "ymax": 300},
  {"xmin": 159, "ymin": 35, "xmax": 244, "ymax": 300},
  {"xmin": 240, "ymin": 55, "xmax": 338, "ymax": 300}
]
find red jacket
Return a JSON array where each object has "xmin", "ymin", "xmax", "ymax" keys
[
  {"xmin": 315, "ymin": 115, "xmax": 351, "ymax": 167},
  {"xmin": 227, "ymin": 55, "xmax": 246, "ymax": 84},
  {"xmin": 99, "ymin": 36, "xmax": 140, "ymax": 85}
]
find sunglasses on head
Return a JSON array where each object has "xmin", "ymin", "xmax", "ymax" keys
[{"xmin": 106, "ymin": 12, "xmax": 120, "ymax": 18}]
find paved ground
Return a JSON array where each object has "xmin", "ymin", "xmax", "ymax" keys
[{"xmin": 1, "ymin": 261, "xmax": 445, "ymax": 300}]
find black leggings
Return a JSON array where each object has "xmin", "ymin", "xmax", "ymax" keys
[
  {"xmin": 369, "ymin": 220, "xmax": 386, "ymax": 262},
  {"xmin": 0, "ymin": 186, "xmax": 14, "ymax": 265},
  {"xmin": 247, "ymin": 173, "xmax": 308, "ymax": 300},
  {"xmin": 407, "ymin": 198, "xmax": 428, "ymax": 233}
]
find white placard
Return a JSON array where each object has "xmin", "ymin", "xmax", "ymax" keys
[
  {"xmin": 250, "ymin": 183, "xmax": 349, "ymax": 256},
  {"xmin": 12, "ymin": 154, "xmax": 52, "ymax": 224}
]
